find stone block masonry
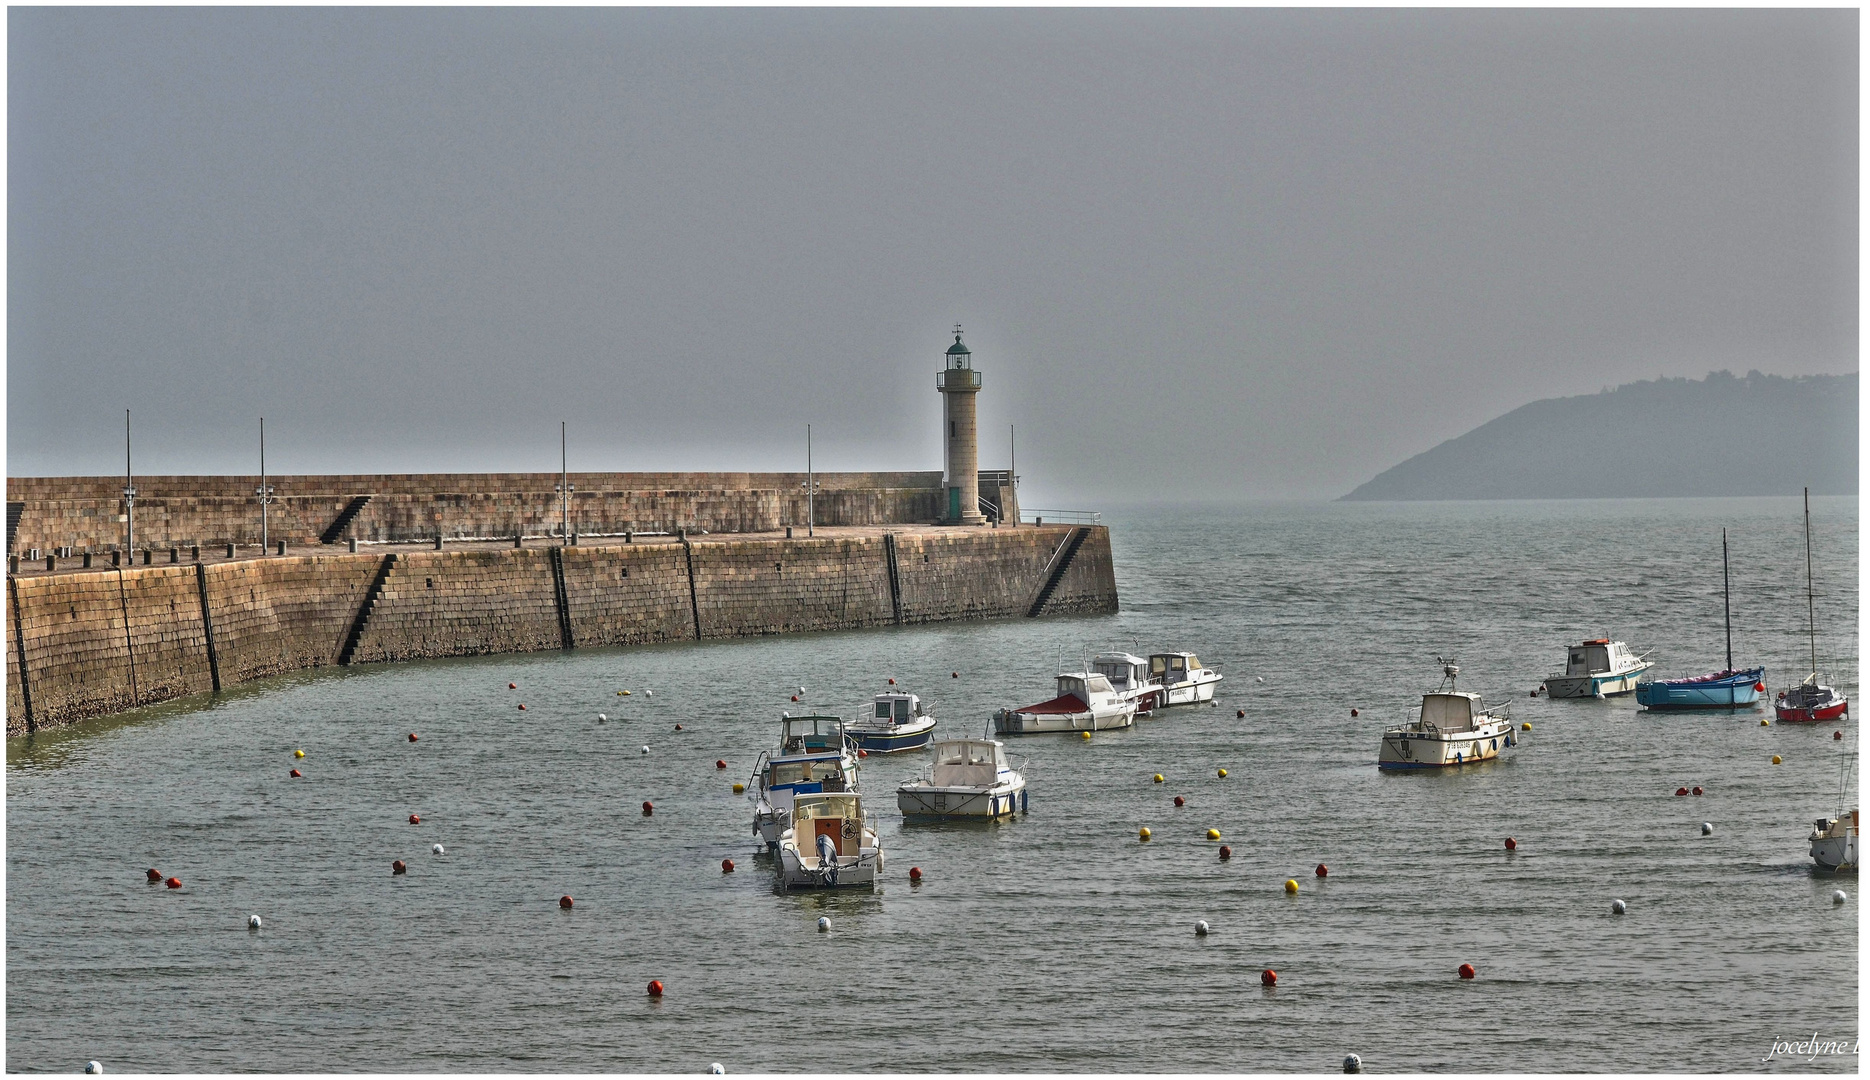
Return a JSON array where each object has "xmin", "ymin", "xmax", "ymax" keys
[{"xmin": 6, "ymin": 525, "xmax": 1117, "ymax": 736}]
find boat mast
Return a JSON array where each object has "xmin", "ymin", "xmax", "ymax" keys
[
  {"xmin": 1722, "ymin": 528, "xmax": 1733, "ymax": 673},
  {"xmin": 1804, "ymin": 487, "xmax": 1817, "ymax": 676}
]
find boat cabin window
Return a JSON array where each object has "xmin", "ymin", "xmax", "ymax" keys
[
  {"xmin": 770, "ymin": 763, "xmax": 806, "ymax": 785},
  {"xmin": 894, "ymin": 698, "xmax": 910, "ymax": 721},
  {"xmin": 873, "ymin": 700, "xmax": 892, "ymax": 720},
  {"xmin": 1058, "ymin": 676, "xmax": 1088, "ymax": 700},
  {"xmin": 1094, "ymin": 661, "xmax": 1132, "ymax": 686},
  {"xmin": 1152, "ymin": 655, "xmax": 1191, "ymax": 682},
  {"xmin": 1569, "ymin": 647, "xmax": 1610, "ymax": 674}
]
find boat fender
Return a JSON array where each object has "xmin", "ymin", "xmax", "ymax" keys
[
  {"xmin": 1610, "ymin": 899, "xmax": 1626, "ymax": 915},
  {"xmin": 1020, "ymin": 790, "xmax": 1028, "ymax": 812}
]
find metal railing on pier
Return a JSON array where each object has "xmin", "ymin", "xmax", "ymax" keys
[{"xmin": 1020, "ymin": 509, "xmax": 1101, "ymax": 526}]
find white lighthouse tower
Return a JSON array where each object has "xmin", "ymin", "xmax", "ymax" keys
[{"xmin": 937, "ymin": 325, "xmax": 986, "ymax": 525}]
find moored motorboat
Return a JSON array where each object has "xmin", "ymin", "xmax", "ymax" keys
[
  {"xmin": 1149, "ymin": 652, "xmax": 1222, "ymax": 705},
  {"xmin": 1776, "ymin": 489, "xmax": 1850, "ymax": 725},
  {"xmin": 1636, "ymin": 528, "xmax": 1765, "ymax": 711},
  {"xmin": 845, "ymin": 691, "xmax": 938, "ymax": 752},
  {"xmin": 1810, "ymin": 810, "xmax": 1859, "ymax": 873},
  {"xmin": 1543, "ymin": 638, "xmax": 1651, "ymax": 698},
  {"xmin": 777, "ymin": 792, "xmax": 882, "ymax": 889},
  {"xmin": 897, "ymin": 738, "xmax": 1027, "ymax": 821},
  {"xmin": 748, "ymin": 714, "xmax": 859, "ymax": 848},
  {"xmin": 1377, "ymin": 662, "xmax": 1516, "ymax": 770},
  {"xmin": 992, "ymin": 672, "xmax": 1137, "ymax": 734},
  {"xmin": 1093, "ymin": 652, "xmax": 1165, "ymax": 713}
]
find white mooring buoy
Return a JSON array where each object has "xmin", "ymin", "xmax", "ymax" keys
[
  {"xmin": 432, "ymin": 844, "xmax": 445, "ymax": 855},
  {"xmin": 1833, "ymin": 890, "xmax": 1847, "ymax": 905},
  {"xmin": 816, "ymin": 916, "xmax": 830, "ymax": 932},
  {"xmin": 641, "ymin": 745, "xmax": 651, "ymax": 755},
  {"xmin": 1700, "ymin": 822, "xmax": 1713, "ymax": 836},
  {"xmin": 1611, "ymin": 899, "xmax": 1626, "ymax": 915},
  {"xmin": 1343, "ymin": 1054, "xmax": 1362, "ymax": 1074},
  {"xmin": 1195, "ymin": 920, "xmax": 1210, "ymax": 936},
  {"xmin": 598, "ymin": 713, "xmax": 607, "ymax": 723},
  {"xmin": 709, "ymin": 1065, "xmax": 726, "ymax": 1075},
  {"xmin": 248, "ymin": 914, "xmax": 262, "ymax": 930},
  {"xmin": 85, "ymin": 1062, "xmax": 103, "ymax": 1075}
]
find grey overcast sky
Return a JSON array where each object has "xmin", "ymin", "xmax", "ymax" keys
[{"xmin": 7, "ymin": 8, "xmax": 1857, "ymax": 503}]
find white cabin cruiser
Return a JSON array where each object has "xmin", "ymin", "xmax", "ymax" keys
[
  {"xmin": 749, "ymin": 714, "xmax": 860, "ymax": 848},
  {"xmin": 1149, "ymin": 652, "xmax": 1223, "ymax": 706},
  {"xmin": 897, "ymin": 738, "xmax": 1027, "ymax": 821},
  {"xmin": 1544, "ymin": 638, "xmax": 1652, "ymax": 698},
  {"xmin": 777, "ymin": 792, "xmax": 883, "ymax": 890},
  {"xmin": 993, "ymin": 672, "xmax": 1137, "ymax": 735},
  {"xmin": 844, "ymin": 691, "xmax": 938, "ymax": 753},
  {"xmin": 1810, "ymin": 810, "xmax": 1859, "ymax": 873},
  {"xmin": 1093, "ymin": 652, "xmax": 1166, "ymax": 713},
  {"xmin": 1378, "ymin": 662, "xmax": 1516, "ymax": 771}
]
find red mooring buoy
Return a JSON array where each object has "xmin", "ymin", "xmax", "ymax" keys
[
  {"xmin": 721, "ymin": 859, "xmax": 735, "ymax": 873},
  {"xmin": 716, "ymin": 759, "xmax": 728, "ymax": 769},
  {"xmin": 392, "ymin": 860, "xmax": 407, "ymax": 875},
  {"xmin": 791, "ymin": 695, "xmax": 798, "ymax": 702},
  {"xmin": 1350, "ymin": 708, "xmax": 1359, "ymax": 717},
  {"xmin": 1754, "ymin": 681, "xmax": 1766, "ymax": 693},
  {"xmin": 1260, "ymin": 969, "xmax": 1277, "ymax": 986},
  {"xmin": 909, "ymin": 866, "xmax": 923, "ymax": 882},
  {"xmin": 518, "ymin": 704, "xmax": 527, "ymax": 711},
  {"xmin": 289, "ymin": 768, "xmax": 301, "ymax": 778},
  {"xmin": 146, "ymin": 868, "xmax": 163, "ymax": 882},
  {"xmin": 1173, "ymin": 796, "xmax": 1185, "ymax": 807},
  {"xmin": 409, "ymin": 814, "xmax": 421, "ymax": 825},
  {"xmin": 1458, "ymin": 963, "xmax": 1476, "ymax": 980},
  {"xmin": 859, "ymin": 749, "xmax": 869, "ymax": 758},
  {"xmin": 888, "ymin": 678, "xmax": 895, "ymax": 685},
  {"xmin": 408, "ymin": 733, "xmax": 418, "ymax": 742},
  {"xmin": 642, "ymin": 801, "xmax": 654, "ymax": 816},
  {"xmin": 1236, "ymin": 709, "xmax": 1245, "ymax": 718},
  {"xmin": 674, "ymin": 724, "xmax": 683, "ymax": 731},
  {"xmin": 1693, "ymin": 786, "xmax": 1704, "ymax": 796},
  {"xmin": 166, "ymin": 877, "xmax": 182, "ymax": 889},
  {"xmin": 1316, "ymin": 864, "xmax": 1328, "ymax": 878},
  {"xmin": 1836, "ymin": 731, "xmax": 1845, "ymax": 740},
  {"xmin": 647, "ymin": 979, "xmax": 664, "ymax": 997},
  {"xmin": 1504, "ymin": 837, "xmax": 1517, "ymax": 851},
  {"xmin": 559, "ymin": 895, "xmax": 574, "ymax": 909},
  {"xmin": 952, "ymin": 672, "xmax": 959, "ymax": 678},
  {"xmin": 1675, "ymin": 788, "xmax": 1688, "ymax": 797},
  {"xmin": 1218, "ymin": 845, "xmax": 1233, "ymax": 860},
  {"xmin": 508, "ymin": 683, "xmax": 516, "ymax": 689}
]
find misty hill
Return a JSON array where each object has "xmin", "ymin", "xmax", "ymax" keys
[{"xmin": 1342, "ymin": 371, "xmax": 1857, "ymax": 501}]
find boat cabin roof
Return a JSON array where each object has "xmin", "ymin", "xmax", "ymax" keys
[
  {"xmin": 931, "ymin": 739, "xmax": 1008, "ymax": 766},
  {"xmin": 1419, "ymin": 692, "xmax": 1483, "ymax": 729},
  {"xmin": 791, "ymin": 791, "xmax": 862, "ymax": 820},
  {"xmin": 778, "ymin": 714, "xmax": 846, "ymax": 753},
  {"xmin": 870, "ymin": 692, "xmax": 925, "ymax": 720},
  {"xmin": 1149, "ymin": 652, "xmax": 1201, "ymax": 671},
  {"xmin": 1094, "ymin": 652, "xmax": 1147, "ymax": 667},
  {"xmin": 1057, "ymin": 672, "xmax": 1116, "ymax": 696}
]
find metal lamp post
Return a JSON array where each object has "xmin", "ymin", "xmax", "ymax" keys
[
  {"xmin": 257, "ymin": 418, "xmax": 276, "ymax": 553},
  {"xmin": 122, "ymin": 410, "xmax": 136, "ymax": 554},
  {"xmin": 555, "ymin": 422, "xmax": 573, "ymax": 546}
]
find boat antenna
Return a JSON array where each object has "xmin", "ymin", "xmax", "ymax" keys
[
  {"xmin": 1722, "ymin": 528, "xmax": 1733, "ymax": 673},
  {"xmin": 1804, "ymin": 487, "xmax": 1818, "ymax": 676}
]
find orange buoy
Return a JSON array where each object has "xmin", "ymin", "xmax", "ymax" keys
[
  {"xmin": 165, "ymin": 877, "xmax": 182, "ymax": 889},
  {"xmin": 1753, "ymin": 681, "xmax": 1766, "ymax": 693},
  {"xmin": 392, "ymin": 860, "xmax": 407, "ymax": 875},
  {"xmin": 647, "ymin": 979, "xmax": 664, "ymax": 997},
  {"xmin": 508, "ymin": 682, "xmax": 516, "ymax": 689},
  {"xmin": 888, "ymin": 678, "xmax": 896, "ymax": 685},
  {"xmin": 951, "ymin": 672, "xmax": 959, "ymax": 678},
  {"xmin": 1315, "ymin": 864, "xmax": 1328, "ymax": 878},
  {"xmin": 790, "ymin": 695, "xmax": 798, "ymax": 702},
  {"xmin": 289, "ymin": 768, "xmax": 301, "ymax": 778},
  {"xmin": 642, "ymin": 801, "xmax": 654, "ymax": 815},
  {"xmin": 721, "ymin": 858, "xmax": 735, "ymax": 873},
  {"xmin": 909, "ymin": 866, "xmax": 923, "ymax": 882},
  {"xmin": 1504, "ymin": 837, "xmax": 1517, "ymax": 851},
  {"xmin": 1236, "ymin": 709, "xmax": 1245, "ymax": 718},
  {"xmin": 1173, "ymin": 796, "xmax": 1185, "ymax": 807},
  {"xmin": 674, "ymin": 724, "xmax": 683, "ymax": 731},
  {"xmin": 859, "ymin": 749, "xmax": 869, "ymax": 758},
  {"xmin": 146, "ymin": 868, "xmax": 162, "ymax": 882},
  {"xmin": 409, "ymin": 814, "xmax": 421, "ymax": 825},
  {"xmin": 518, "ymin": 704, "xmax": 527, "ymax": 711},
  {"xmin": 559, "ymin": 895, "xmax": 574, "ymax": 909},
  {"xmin": 1692, "ymin": 786, "xmax": 1704, "ymax": 796},
  {"xmin": 1260, "ymin": 969, "xmax": 1277, "ymax": 986},
  {"xmin": 408, "ymin": 733, "xmax": 418, "ymax": 742},
  {"xmin": 1218, "ymin": 845, "xmax": 1232, "ymax": 860},
  {"xmin": 1675, "ymin": 787, "xmax": 1688, "ymax": 797},
  {"xmin": 1350, "ymin": 708, "xmax": 1359, "ymax": 717},
  {"xmin": 716, "ymin": 759, "xmax": 728, "ymax": 769},
  {"xmin": 1458, "ymin": 963, "xmax": 1476, "ymax": 980}
]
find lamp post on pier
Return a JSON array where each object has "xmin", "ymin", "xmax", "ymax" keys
[
  {"xmin": 555, "ymin": 422, "xmax": 573, "ymax": 546},
  {"xmin": 805, "ymin": 424, "xmax": 815, "ymax": 537},
  {"xmin": 257, "ymin": 418, "xmax": 276, "ymax": 553},
  {"xmin": 122, "ymin": 410, "xmax": 136, "ymax": 554}
]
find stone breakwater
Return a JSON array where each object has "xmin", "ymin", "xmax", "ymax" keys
[{"xmin": 6, "ymin": 525, "xmax": 1116, "ymax": 735}]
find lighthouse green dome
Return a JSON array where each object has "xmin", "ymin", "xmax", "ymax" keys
[{"xmin": 947, "ymin": 333, "xmax": 970, "ymax": 357}]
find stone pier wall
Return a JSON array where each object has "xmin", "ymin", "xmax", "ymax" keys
[{"xmin": 6, "ymin": 526, "xmax": 1118, "ymax": 735}]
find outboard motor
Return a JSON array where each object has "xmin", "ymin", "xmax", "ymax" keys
[{"xmin": 815, "ymin": 832, "xmax": 841, "ymax": 886}]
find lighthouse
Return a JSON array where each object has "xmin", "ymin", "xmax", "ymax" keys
[{"xmin": 937, "ymin": 326, "xmax": 986, "ymax": 525}]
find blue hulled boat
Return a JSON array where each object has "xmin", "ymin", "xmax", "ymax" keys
[
  {"xmin": 843, "ymin": 692, "xmax": 937, "ymax": 753},
  {"xmin": 1635, "ymin": 667, "xmax": 1766, "ymax": 710}
]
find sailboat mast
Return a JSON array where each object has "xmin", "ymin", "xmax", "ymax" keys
[
  {"xmin": 1722, "ymin": 528, "xmax": 1732, "ymax": 673},
  {"xmin": 1805, "ymin": 487, "xmax": 1817, "ymax": 675}
]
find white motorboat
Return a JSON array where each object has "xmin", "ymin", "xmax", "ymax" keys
[
  {"xmin": 992, "ymin": 672, "xmax": 1137, "ymax": 735},
  {"xmin": 1543, "ymin": 638, "xmax": 1652, "ymax": 698},
  {"xmin": 777, "ymin": 792, "xmax": 883, "ymax": 890},
  {"xmin": 1149, "ymin": 652, "xmax": 1223, "ymax": 705},
  {"xmin": 844, "ymin": 691, "xmax": 938, "ymax": 753},
  {"xmin": 749, "ymin": 714, "xmax": 860, "ymax": 848},
  {"xmin": 897, "ymin": 738, "xmax": 1027, "ymax": 821},
  {"xmin": 1378, "ymin": 662, "xmax": 1517, "ymax": 771},
  {"xmin": 1093, "ymin": 652, "xmax": 1166, "ymax": 713}
]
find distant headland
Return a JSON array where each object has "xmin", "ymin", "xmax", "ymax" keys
[{"xmin": 1342, "ymin": 371, "xmax": 1857, "ymax": 501}]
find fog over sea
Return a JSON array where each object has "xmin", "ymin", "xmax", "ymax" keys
[{"xmin": 7, "ymin": 497, "xmax": 1857, "ymax": 1072}]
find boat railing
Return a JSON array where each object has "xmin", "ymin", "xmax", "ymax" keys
[{"xmin": 1020, "ymin": 508, "xmax": 1101, "ymax": 526}]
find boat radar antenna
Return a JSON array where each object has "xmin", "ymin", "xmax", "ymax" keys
[{"xmin": 1435, "ymin": 656, "xmax": 1460, "ymax": 691}]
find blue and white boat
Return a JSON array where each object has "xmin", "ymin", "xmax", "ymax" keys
[
  {"xmin": 1635, "ymin": 667, "xmax": 1767, "ymax": 710},
  {"xmin": 843, "ymin": 692, "xmax": 937, "ymax": 753},
  {"xmin": 1635, "ymin": 528, "xmax": 1765, "ymax": 711},
  {"xmin": 748, "ymin": 714, "xmax": 860, "ymax": 848}
]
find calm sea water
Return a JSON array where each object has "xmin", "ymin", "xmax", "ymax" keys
[{"xmin": 7, "ymin": 498, "xmax": 1859, "ymax": 1073}]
